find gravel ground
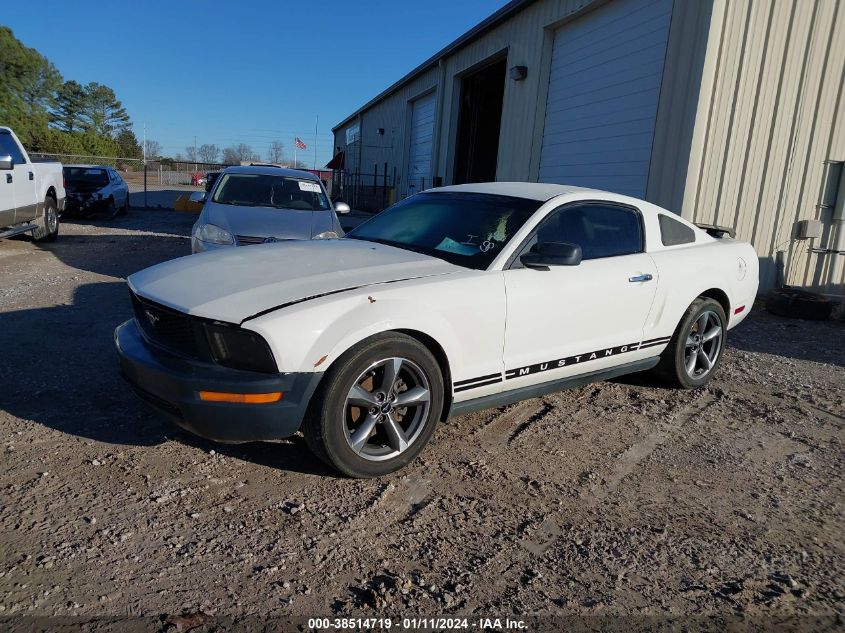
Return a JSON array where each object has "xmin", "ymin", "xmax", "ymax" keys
[{"xmin": 0, "ymin": 210, "xmax": 843, "ymax": 632}]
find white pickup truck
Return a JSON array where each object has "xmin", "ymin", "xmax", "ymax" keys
[{"xmin": 0, "ymin": 126, "xmax": 64, "ymax": 241}]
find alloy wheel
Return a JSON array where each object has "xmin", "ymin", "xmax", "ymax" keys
[
  {"xmin": 343, "ymin": 357, "xmax": 431, "ymax": 461},
  {"xmin": 684, "ymin": 310, "xmax": 723, "ymax": 379},
  {"xmin": 46, "ymin": 206, "xmax": 57, "ymax": 234}
]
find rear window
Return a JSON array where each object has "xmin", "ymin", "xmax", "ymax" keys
[
  {"xmin": 63, "ymin": 167, "xmax": 109, "ymax": 186},
  {"xmin": 212, "ymin": 173, "xmax": 329, "ymax": 211},
  {"xmin": 659, "ymin": 214, "xmax": 696, "ymax": 246}
]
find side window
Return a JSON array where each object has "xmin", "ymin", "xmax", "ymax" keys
[
  {"xmin": 658, "ymin": 214, "xmax": 696, "ymax": 246},
  {"xmin": 0, "ymin": 132, "xmax": 26, "ymax": 165},
  {"xmin": 533, "ymin": 203, "xmax": 643, "ymax": 260}
]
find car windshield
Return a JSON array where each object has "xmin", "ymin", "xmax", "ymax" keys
[
  {"xmin": 212, "ymin": 173, "xmax": 330, "ymax": 211},
  {"xmin": 64, "ymin": 167, "xmax": 108, "ymax": 186},
  {"xmin": 346, "ymin": 192, "xmax": 542, "ymax": 270}
]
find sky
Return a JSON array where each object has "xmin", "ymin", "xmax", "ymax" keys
[{"xmin": 3, "ymin": 0, "xmax": 509, "ymax": 168}]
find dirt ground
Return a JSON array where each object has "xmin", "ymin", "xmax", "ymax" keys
[{"xmin": 0, "ymin": 210, "xmax": 843, "ymax": 632}]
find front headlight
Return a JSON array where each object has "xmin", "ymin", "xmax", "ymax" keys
[
  {"xmin": 195, "ymin": 223, "xmax": 234, "ymax": 245},
  {"xmin": 313, "ymin": 231, "xmax": 339, "ymax": 240},
  {"xmin": 205, "ymin": 323, "xmax": 277, "ymax": 373}
]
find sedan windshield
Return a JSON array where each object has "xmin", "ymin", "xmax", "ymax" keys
[
  {"xmin": 212, "ymin": 174, "xmax": 330, "ymax": 211},
  {"xmin": 346, "ymin": 192, "xmax": 542, "ymax": 269},
  {"xmin": 64, "ymin": 167, "xmax": 108, "ymax": 186}
]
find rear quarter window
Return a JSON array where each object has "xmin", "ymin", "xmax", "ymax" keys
[{"xmin": 659, "ymin": 214, "xmax": 696, "ymax": 246}]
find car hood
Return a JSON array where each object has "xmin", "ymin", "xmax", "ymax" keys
[
  {"xmin": 128, "ymin": 239, "xmax": 463, "ymax": 323},
  {"xmin": 205, "ymin": 201, "xmax": 317, "ymax": 240}
]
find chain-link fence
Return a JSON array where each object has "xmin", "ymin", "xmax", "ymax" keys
[
  {"xmin": 29, "ymin": 153, "xmax": 345, "ymax": 211},
  {"xmin": 30, "ymin": 153, "xmax": 229, "ymax": 209}
]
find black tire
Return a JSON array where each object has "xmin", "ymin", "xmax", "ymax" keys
[
  {"xmin": 766, "ymin": 288, "xmax": 832, "ymax": 321},
  {"xmin": 120, "ymin": 191, "xmax": 130, "ymax": 215},
  {"xmin": 302, "ymin": 333, "xmax": 444, "ymax": 478},
  {"xmin": 104, "ymin": 197, "xmax": 118, "ymax": 220},
  {"xmin": 655, "ymin": 297, "xmax": 727, "ymax": 389},
  {"xmin": 32, "ymin": 196, "xmax": 59, "ymax": 242}
]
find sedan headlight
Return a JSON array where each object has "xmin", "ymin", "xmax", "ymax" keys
[
  {"xmin": 204, "ymin": 323, "xmax": 277, "ymax": 373},
  {"xmin": 195, "ymin": 223, "xmax": 234, "ymax": 245}
]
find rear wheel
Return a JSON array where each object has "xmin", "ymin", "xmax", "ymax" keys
[
  {"xmin": 32, "ymin": 196, "xmax": 59, "ymax": 242},
  {"xmin": 302, "ymin": 333, "xmax": 444, "ymax": 478},
  {"xmin": 104, "ymin": 197, "xmax": 118, "ymax": 220},
  {"xmin": 655, "ymin": 297, "xmax": 726, "ymax": 389}
]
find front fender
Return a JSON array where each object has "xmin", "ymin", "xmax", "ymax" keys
[{"xmin": 243, "ymin": 271, "xmax": 505, "ymax": 386}]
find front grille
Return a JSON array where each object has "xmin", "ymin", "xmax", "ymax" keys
[
  {"xmin": 131, "ymin": 292, "xmax": 199, "ymax": 358},
  {"xmin": 236, "ymin": 235, "xmax": 267, "ymax": 245}
]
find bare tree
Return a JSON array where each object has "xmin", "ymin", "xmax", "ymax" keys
[
  {"xmin": 185, "ymin": 145, "xmax": 197, "ymax": 162},
  {"xmin": 143, "ymin": 139, "xmax": 161, "ymax": 160},
  {"xmin": 222, "ymin": 143, "xmax": 259, "ymax": 165},
  {"xmin": 266, "ymin": 140, "xmax": 285, "ymax": 164},
  {"xmin": 197, "ymin": 144, "xmax": 219, "ymax": 163}
]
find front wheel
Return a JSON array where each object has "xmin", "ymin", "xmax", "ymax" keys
[
  {"xmin": 302, "ymin": 333, "xmax": 444, "ymax": 478},
  {"xmin": 655, "ymin": 297, "xmax": 727, "ymax": 389}
]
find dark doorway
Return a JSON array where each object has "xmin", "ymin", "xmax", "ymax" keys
[{"xmin": 453, "ymin": 57, "xmax": 507, "ymax": 185}]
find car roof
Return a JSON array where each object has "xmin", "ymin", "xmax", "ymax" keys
[
  {"xmin": 222, "ymin": 164, "xmax": 320, "ymax": 180},
  {"xmin": 427, "ymin": 181, "xmax": 600, "ymax": 201}
]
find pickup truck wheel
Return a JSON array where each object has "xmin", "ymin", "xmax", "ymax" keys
[
  {"xmin": 32, "ymin": 197, "xmax": 59, "ymax": 242},
  {"xmin": 655, "ymin": 297, "xmax": 726, "ymax": 389},
  {"xmin": 302, "ymin": 333, "xmax": 444, "ymax": 478}
]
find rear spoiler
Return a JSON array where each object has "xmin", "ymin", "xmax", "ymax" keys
[{"xmin": 695, "ymin": 223, "xmax": 735, "ymax": 239}]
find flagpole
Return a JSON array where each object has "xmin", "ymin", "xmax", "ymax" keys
[
  {"xmin": 294, "ymin": 137, "xmax": 297, "ymax": 169},
  {"xmin": 313, "ymin": 115, "xmax": 318, "ymax": 171}
]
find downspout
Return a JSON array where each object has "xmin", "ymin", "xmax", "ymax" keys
[{"xmin": 431, "ymin": 59, "xmax": 447, "ymax": 185}]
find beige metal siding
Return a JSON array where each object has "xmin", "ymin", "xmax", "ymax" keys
[{"xmin": 651, "ymin": 0, "xmax": 845, "ymax": 293}]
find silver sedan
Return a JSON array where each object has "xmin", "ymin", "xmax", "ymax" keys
[{"xmin": 190, "ymin": 165, "xmax": 349, "ymax": 254}]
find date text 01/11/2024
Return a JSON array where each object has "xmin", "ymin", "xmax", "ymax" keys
[{"xmin": 307, "ymin": 617, "xmax": 528, "ymax": 630}]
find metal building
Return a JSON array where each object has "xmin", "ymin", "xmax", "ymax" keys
[{"xmin": 331, "ymin": 0, "xmax": 844, "ymax": 293}]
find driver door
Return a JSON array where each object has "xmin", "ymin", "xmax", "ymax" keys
[{"xmin": 502, "ymin": 202, "xmax": 659, "ymax": 391}]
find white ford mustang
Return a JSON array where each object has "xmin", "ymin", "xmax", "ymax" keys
[{"xmin": 116, "ymin": 183, "xmax": 758, "ymax": 477}]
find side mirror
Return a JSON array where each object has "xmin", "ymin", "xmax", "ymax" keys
[
  {"xmin": 0, "ymin": 155, "xmax": 14, "ymax": 170},
  {"xmin": 189, "ymin": 191, "xmax": 207, "ymax": 204},
  {"xmin": 520, "ymin": 241, "xmax": 582, "ymax": 268},
  {"xmin": 334, "ymin": 201, "xmax": 351, "ymax": 215}
]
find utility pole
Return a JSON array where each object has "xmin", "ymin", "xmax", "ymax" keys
[
  {"xmin": 193, "ymin": 135, "xmax": 197, "ymax": 171},
  {"xmin": 143, "ymin": 121, "xmax": 147, "ymax": 209},
  {"xmin": 313, "ymin": 115, "xmax": 318, "ymax": 171}
]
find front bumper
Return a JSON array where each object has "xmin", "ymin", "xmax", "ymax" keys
[{"xmin": 115, "ymin": 319, "xmax": 321, "ymax": 443}]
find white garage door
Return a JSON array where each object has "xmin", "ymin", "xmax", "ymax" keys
[
  {"xmin": 406, "ymin": 92, "xmax": 436, "ymax": 196},
  {"xmin": 538, "ymin": 0, "xmax": 674, "ymax": 198}
]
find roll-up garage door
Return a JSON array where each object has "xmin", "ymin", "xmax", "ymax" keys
[
  {"xmin": 538, "ymin": 0, "xmax": 673, "ymax": 197},
  {"xmin": 406, "ymin": 92, "xmax": 436, "ymax": 196}
]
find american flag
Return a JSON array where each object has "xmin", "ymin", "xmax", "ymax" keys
[{"xmin": 294, "ymin": 137, "xmax": 307, "ymax": 150}]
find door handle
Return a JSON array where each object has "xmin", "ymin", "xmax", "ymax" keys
[
  {"xmin": 5, "ymin": 174, "xmax": 11, "ymax": 184},
  {"xmin": 28, "ymin": 171, "xmax": 34, "ymax": 181},
  {"xmin": 628, "ymin": 273, "xmax": 653, "ymax": 283}
]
